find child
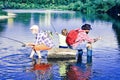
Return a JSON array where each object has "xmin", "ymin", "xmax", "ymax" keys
[{"xmin": 57, "ymin": 28, "xmax": 68, "ymax": 48}]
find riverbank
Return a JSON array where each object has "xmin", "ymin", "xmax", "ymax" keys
[
  {"xmin": 0, "ymin": 13, "xmax": 16, "ymax": 19},
  {"xmin": 3, "ymin": 9, "xmax": 75, "ymax": 13}
]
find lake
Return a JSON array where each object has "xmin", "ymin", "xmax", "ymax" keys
[{"xmin": 0, "ymin": 9, "xmax": 120, "ymax": 80}]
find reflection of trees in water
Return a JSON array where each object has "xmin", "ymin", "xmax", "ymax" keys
[
  {"xmin": 14, "ymin": 13, "xmax": 31, "ymax": 26},
  {"xmin": 112, "ymin": 22, "xmax": 120, "ymax": 48},
  {"xmin": 0, "ymin": 19, "xmax": 7, "ymax": 32}
]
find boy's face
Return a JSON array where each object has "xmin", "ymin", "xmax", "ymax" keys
[
  {"xmin": 62, "ymin": 29, "xmax": 68, "ymax": 36},
  {"xmin": 31, "ymin": 29, "xmax": 38, "ymax": 34},
  {"xmin": 85, "ymin": 30, "xmax": 90, "ymax": 34}
]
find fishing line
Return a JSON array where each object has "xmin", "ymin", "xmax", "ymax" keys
[
  {"xmin": 51, "ymin": 22, "xmax": 56, "ymax": 32},
  {"xmin": 0, "ymin": 36, "xmax": 26, "ymax": 47},
  {"xmin": 0, "ymin": 36, "xmax": 39, "ymax": 56}
]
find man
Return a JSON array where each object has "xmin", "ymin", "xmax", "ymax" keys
[
  {"xmin": 67, "ymin": 24, "xmax": 100, "ymax": 64},
  {"xmin": 27, "ymin": 25, "xmax": 54, "ymax": 64}
]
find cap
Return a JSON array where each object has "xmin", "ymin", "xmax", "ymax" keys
[
  {"xmin": 81, "ymin": 24, "xmax": 92, "ymax": 30},
  {"xmin": 30, "ymin": 25, "xmax": 39, "ymax": 30}
]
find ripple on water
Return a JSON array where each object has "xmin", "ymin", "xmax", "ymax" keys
[
  {"xmin": 0, "ymin": 54, "xmax": 31, "ymax": 65},
  {"xmin": 0, "ymin": 53, "xmax": 34, "ymax": 79}
]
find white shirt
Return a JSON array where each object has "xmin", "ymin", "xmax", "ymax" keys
[{"xmin": 58, "ymin": 34, "xmax": 68, "ymax": 47}]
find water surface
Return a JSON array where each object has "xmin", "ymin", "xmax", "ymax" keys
[{"xmin": 0, "ymin": 10, "xmax": 120, "ymax": 80}]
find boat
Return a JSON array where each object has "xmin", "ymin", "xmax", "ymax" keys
[{"xmin": 0, "ymin": 13, "xmax": 16, "ymax": 20}]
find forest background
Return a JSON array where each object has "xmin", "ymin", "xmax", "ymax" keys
[{"xmin": 0, "ymin": 0, "xmax": 120, "ymax": 15}]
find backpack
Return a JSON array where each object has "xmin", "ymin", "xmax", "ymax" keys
[{"xmin": 66, "ymin": 29, "xmax": 80, "ymax": 45}]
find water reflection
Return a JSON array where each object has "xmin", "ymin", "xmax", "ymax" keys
[
  {"xmin": 66, "ymin": 62, "xmax": 92, "ymax": 80},
  {"xmin": 112, "ymin": 22, "xmax": 120, "ymax": 48},
  {"xmin": 0, "ymin": 19, "xmax": 7, "ymax": 32},
  {"xmin": 0, "ymin": 10, "xmax": 120, "ymax": 80},
  {"xmin": 30, "ymin": 59, "xmax": 52, "ymax": 80},
  {"xmin": 0, "ymin": 57, "xmax": 92, "ymax": 80}
]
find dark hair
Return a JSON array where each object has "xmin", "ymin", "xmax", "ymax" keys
[{"xmin": 81, "ymin": 24, "xmax": 92, "ymax": 30}]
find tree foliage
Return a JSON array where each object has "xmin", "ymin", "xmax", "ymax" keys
[{"xmin": 0, "ymin": 0, "xmax": 119, "ymax": 14}]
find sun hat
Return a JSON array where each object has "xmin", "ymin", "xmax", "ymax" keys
[
  {"xmin": 30, "ymin": 25, "xmax": 39, "ymax": 30},
  {"xmin": 81, "ymin": 24, "xmax": 92, "ymax": 30}
]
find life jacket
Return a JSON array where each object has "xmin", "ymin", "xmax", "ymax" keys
[{"xmin": 66, "ymin": 28, "xmax": 80, "ymax": 46}]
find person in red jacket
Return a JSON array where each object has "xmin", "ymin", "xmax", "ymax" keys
[{"xmin": 67, "ymin": 24, "xmax": 101, "ymax": 64}]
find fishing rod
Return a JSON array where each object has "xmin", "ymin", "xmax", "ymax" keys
[
  {"xmin": 0, "ymin": 36, "xmax": 26, "ymax": 47},
  {"xmin": 51, "ymin": 22, "xmax": 57, "ymax": 32},
  {"xmin": 0, "ymin": 36, "xmax": 38, "ymax": 54}
]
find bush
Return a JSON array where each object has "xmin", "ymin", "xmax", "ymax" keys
[
  {"xmin": 0, "ymin": 0, "xmax": 118, "ymax": 14},
  {"xmin": 0, "ymin": 10, "xmax": 7, "ymax": 16}
]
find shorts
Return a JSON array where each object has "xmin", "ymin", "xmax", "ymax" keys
[
  {"xmin": 59, "ymin": 46, "xmax": 68, "ymax": 48},
  {"xmin": 69, "ymin": 42, "xmax": 86, "ymax": 50}
]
